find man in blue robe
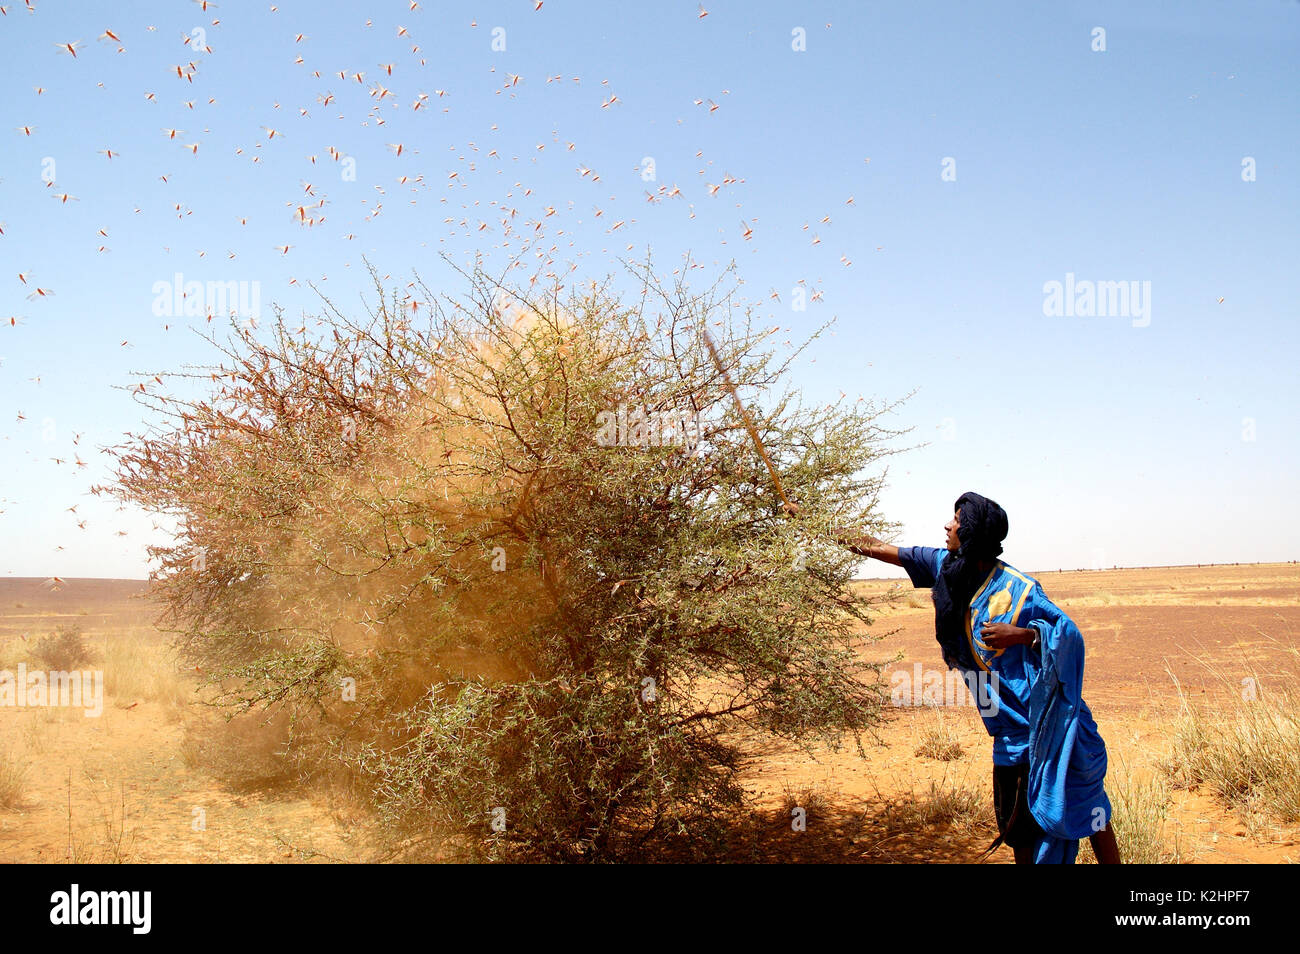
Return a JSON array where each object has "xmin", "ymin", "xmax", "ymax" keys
[{"xmin": 835, "ymin": 492, "xmax": 1121, "ymax": 864}]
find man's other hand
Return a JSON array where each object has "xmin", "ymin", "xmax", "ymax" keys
[{"xmin": 979, "ymin": 622, "xmax": 1035, "ymax": 649}]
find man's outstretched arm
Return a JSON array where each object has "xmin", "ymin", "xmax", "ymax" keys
[
  {"xmin": 780, "ymin": 504, "xmax": 902, "ymax": 567},
  {"xmin": 836, "ymin": 532, "xmax": 901, "ymax": 566}
]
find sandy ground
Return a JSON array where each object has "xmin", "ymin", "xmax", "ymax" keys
[{"xmin": 1, "ymin": 563, "xmax": 1297, "ymax": 863}]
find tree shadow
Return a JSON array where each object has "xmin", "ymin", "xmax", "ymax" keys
[{"xmin": 636, "ymin": 789, "xmax": 1003, "ymax": 863}]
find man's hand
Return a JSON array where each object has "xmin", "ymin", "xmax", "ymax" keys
[
  {"xmin": 829, "ymin": 527, "xmax": 901, "ymax": 566},
  {"xmin": 830, "ymin": 526, "xmax": 861, "ymax": 551},
  {"xmin": 979, "ymin": 622, "xmax": 1036, "ymax": 649}
]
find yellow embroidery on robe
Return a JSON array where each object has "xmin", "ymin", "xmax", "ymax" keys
[{"xmin": 986, "ymin": 586, "xmax": 1014, "ymax": 618}]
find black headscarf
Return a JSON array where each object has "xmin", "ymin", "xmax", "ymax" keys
[{"xmin": 932, "ymin": 492, "xmax": 1009, "ymax": 671}]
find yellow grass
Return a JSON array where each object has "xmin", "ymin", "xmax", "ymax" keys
[
  {"xmin": 99, "ymin": 628, "xmax": 192, "ymax": 716},
  {"xmin": 0, "ymin": 634, "xmax": 30, "ymax": 673},
  {"xmin": 1165, "ymin": 670, "xmax": 1300, "ymax": 826},
  {"xmin": 780, "ymin": 784, "xmax": 829, "ymax": 825},
  {"xmin": 0, "ymin": 746, "xmax": 26, "ymax": 810},
  {"xmin": 0, "ymin": 623, "xmax": 192, "ymax": 716},
  {"xmin": 1080, "ymin": 757, "xmax": 1184, "ymax": 864},
  {"xmin": 892, "ymin": 777, "xmax": 989, "ymax": 838},
  {"xmin": 913, "ymin": 711, "xmax": 964, "ymax": 761},
  {"xmin": 65, "ymin": 782, "xmax": 137, "ymax": 864},
  {"xmin": 848, "ymin": 771, "xmax": 994, "ymax": 861}
]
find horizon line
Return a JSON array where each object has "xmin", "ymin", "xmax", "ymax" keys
[{"xmin": 3, "ymin": 559, "xmax": 1296, "ymax": 586}]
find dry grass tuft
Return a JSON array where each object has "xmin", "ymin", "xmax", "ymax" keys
[
  {"xmin": 780, "ymin": 784, "xmax": 829, "ymax": 827},
  {"xmin": 65, "ymin": 786, "xmax": 137, "ymax": 864},
  {"xmin": 914, "ymin": 712, "xmax": 964, "ymax": 761},
  {"xmin": 872, "ymin": 774, "xmax": 991, "ymax": 840},
  {"xmin": 0, "ymin": 748, "xmax": 27, "ymax": 810},
  {"xmin": 1080, "ymin": 758, "xmax": 1184, "ymax": 864},
  {"xmin": 1163, "ymin": 669, "xmax": 1300, "ymax": 826},
  {"xmin": 100, "ymin": 628, "xmax": 192, "ymax": 716},
  {"xmin": 899, "ymin": 779, "xmax": 987, "ymax": 834}
]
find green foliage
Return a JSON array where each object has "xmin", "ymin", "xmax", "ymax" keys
[{"xmin": 103, "ymin": 253, "xmax": 905, "ymax": 860}]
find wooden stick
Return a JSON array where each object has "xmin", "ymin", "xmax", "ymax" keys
[{"xmin": 700, "ymin": 326, "xmax": 793, "ymax": 508}]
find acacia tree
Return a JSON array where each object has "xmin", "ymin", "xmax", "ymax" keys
[{"xmin": 102, "ymin": 253, "xmax": 904, "ymax": 860}]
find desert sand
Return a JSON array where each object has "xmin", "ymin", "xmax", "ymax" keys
[{"xmin": 1, "ymin": 563, "xmax": 1296, "ymax": 863}]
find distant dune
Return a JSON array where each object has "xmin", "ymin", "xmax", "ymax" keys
[{"xmin": 0, "ymin": 578, "xmax": 153, "ymax": 640}]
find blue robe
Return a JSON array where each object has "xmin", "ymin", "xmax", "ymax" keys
[
  {"xmin": 898, "ymin": 547, "xmax": 1112, "ymax": 863},
  {"xmin": 1023, "ymin": 594, "xmax": 1113, "ymax": 863}
]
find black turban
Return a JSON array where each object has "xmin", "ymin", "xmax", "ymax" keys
[{"xmin": 932, "ymin": 492, "xmax": 1009, "ymax": 671}]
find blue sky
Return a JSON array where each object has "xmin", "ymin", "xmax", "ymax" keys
[{"xmin": 1, "ymin": 0, "xmax": 1297, "ymax": 579}]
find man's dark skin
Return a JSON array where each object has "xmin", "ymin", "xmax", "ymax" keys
[{"xmin": 797, "ymin": 503, "xmax": 1123, "ymax": 864}]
